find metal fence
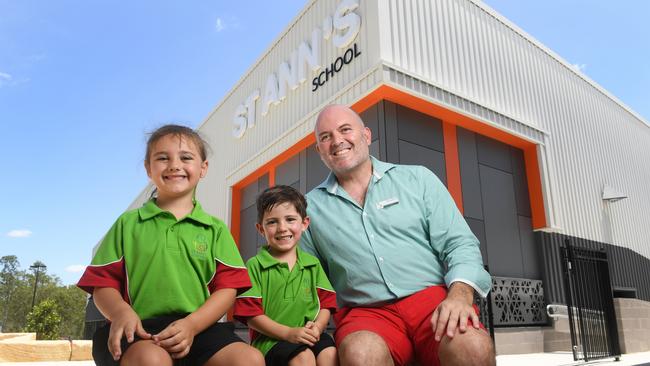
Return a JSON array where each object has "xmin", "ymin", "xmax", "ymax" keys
[{"xmin": 561, "ymin": 240, "xmax": 621, "ymax": 361}]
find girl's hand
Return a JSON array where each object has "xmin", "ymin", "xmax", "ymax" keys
[
  {"xmin": 108, "ymin": 307, "xmax": 151, "ymax": 361},
  {"xmin": 304, "ymin": 321, "xmax": 322, "ymax": 341},
  {"xmin": 286, "ymin": 326, "xmax": 318, "ymax": 346},
  {"xmin": 152, "ymin": 318, "xmax": 197, "ymax": 359}
]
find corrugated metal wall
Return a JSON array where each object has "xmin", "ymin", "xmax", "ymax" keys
[
  {"xmin": 539, "ymin": 232, "xmax": 650, "ymax": 304},
  {"xmin": 377, "ymin": 0, "xmax": 650, "ymax": 259}
]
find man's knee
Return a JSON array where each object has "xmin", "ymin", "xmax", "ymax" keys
[
  {"xmin": 338, "ymin": 331, "xmax": 393, "ymax": 366},
  {"xmin": 439, "ymin": 328, "xmax": 495, "ymax": 366}
]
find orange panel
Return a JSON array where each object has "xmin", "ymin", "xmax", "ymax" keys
[
  {"xmin": 442, "ymin": 122, "xmax": 464, "ymax": 213},
  {"xmin": 230, "ymin": 83, "xmax": 547, "ymax": 237}
]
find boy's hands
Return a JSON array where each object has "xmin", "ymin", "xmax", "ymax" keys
[
  {"xmin": 107, "ymin": 306, "xmax": 151, "ymax": 361},
  {"xmin": 304, "ymin": 321, "xmax": 322, "ymax": 341},
  {"xmin": 152, "ymin": 317, "xmax": 197, "ymax": 359},
  {"xmin": 285, "ymin": 326, "xmax": 319, "ymax": 346}
]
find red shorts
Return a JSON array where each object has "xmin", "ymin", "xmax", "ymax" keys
[{"xmin": 333, "ymin": 285, "xmax": 482, "ymax": 366}]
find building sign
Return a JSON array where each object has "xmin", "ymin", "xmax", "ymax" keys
[{"xmin": 233, "ymin": 0, "xmax": 362, "ymax": 138}]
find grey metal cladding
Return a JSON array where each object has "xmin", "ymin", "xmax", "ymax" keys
[
  {"xmin": 360, "ymin": 103, "xmax": 381, "ymax": 143},
  {"xmin": 383, "ymin": 101, "xmax": 400, "ymax": 164},
  {"xmin": 396, "ymin": 105, "xmax": 445, "ymax": 153},
  {"xmin": 518, "ymin": 215, "xmax": 540, "ymax": 279},
  {"xmin": 457, "ymin": 127, "xmax": 483, "ymax": 220},
  {"xmin": 306, "ymin": 147, "xmax": 330, "ymax": 192},
  {"xmin": 241, "ymin": 180, "xmax": 259, "ymax": 209},
  {"xmin": 465, "ymin": 217, "xmax": 488, "ymax": 266},
  {"xmin": 239, "ymin": 205, "xmax": 259, "ymax": 262},
  {"xmin": 480, "ymin": 164, "xmax": 523, "ymax": 278},
  {"xmin": 476, "ymin": 134, "xmax": 512, "ymax": 173},
  {"xmin": 275, "ymin": 154, "xmax": 300, "ymax": 187},
  {"xmin": 397, "ymin": 140, "xmax": 446, "ymax": 184},
  {"xmin": 538, "ymin": 232, "xmax": 650, "ymax": 304},
  {"xmin": 511, "ymin": 147, "xmax": 531, "ymax": 217}
]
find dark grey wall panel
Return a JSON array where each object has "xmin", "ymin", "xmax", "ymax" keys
[
  {"xmin": 476, "ymin": 134, "xmax": 512, "ymax": 173},
  {"xmin": 511, "ymin": 148, "xmax": 531, "ymax": 217},
  {"xmin": 258, "ymin": 173, "xmax": 269, "ymax": 193},
  {"xmin": 370, "ymin": 140, "xmax": 380, "ymax": 159},
  {"xmin": 239, "ymin": 205, "xmax": 261, "ymax": 262},
  {"xmin": 465, "ymin": 217, "xmax": 488, "ymax": 266},
  {"xmin": 360, "ymin": 103, "xmax": 380, "ymax": 143},
  {"xmin": 457, "ymin": 128, "xmax": 483, "ymax": 220},
  {"xmin": 398, "ymin": 140, "xmax": 446, "ymax": 184},
  {"xmin": 241, "ymin": 181, "xmax": 259, "ymax": 209},
  {"xmin": 396, "ymin": 105, "xmax": 444, "ymax": 152},
  {"xmin": 276, "ymin": 154, "xmax": 300, "ymax": 186},
  {"xmin": 306, "ymin": 147, "xmax": 330, "ymax": 192},
  {"xmin": 480, "ymin": 165, "xmax": 523, "ymax": 277},
  {"xmin": 539, "ymin": 232, "xmax": 650, "ymax": 304},
  {"xmin": 383, "ymin": 101, "xmax": 400, "ymax": 164},
  {"xmin": 518, "ymin": 216, "xmax": 540, "ymax": 279}
]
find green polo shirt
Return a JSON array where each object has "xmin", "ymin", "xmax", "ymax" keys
[
  {"xmin": 301, "ymin": 157, "xmax": 491, "ymax": 307},
  {"xmin": 234, "ymin": 246, "xmax": 336, "ymax": 356},
  {"xmin": 78, "ymin": 200, "xmax": 251, "ymax": 320}
]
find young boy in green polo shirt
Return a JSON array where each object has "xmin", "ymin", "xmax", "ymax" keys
[{"xmin": 235, "ymin": 185, "xmax": 338, "ymax": 366}]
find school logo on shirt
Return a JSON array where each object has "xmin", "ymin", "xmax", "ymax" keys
[
  {"xmin": 192, "ymin": 234, "xmax": 208, "ymax": 258},
  {"xmin": 302, "ymin": 277, "xmax": 312, "ymax": 300}
]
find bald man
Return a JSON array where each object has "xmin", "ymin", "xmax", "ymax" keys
[{"xmin": 300, "ymin": 105, "xmax": 495, "ymax": 366}]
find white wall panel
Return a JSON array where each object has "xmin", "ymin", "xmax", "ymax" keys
[{"xmin": 376, "ymin": 0, "xmax": 650, "ymax": 258}]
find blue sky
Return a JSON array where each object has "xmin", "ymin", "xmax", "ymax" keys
[{"xmin": 1, "ymin": 1, "xmax": 648, "ymax": 285}]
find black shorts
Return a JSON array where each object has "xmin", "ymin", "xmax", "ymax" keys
[
  {"xmin": 92, "ymin": 314, "xmax": 244, "ymax": 366},
  {"xmin": 264, "ymin": 332, "xmax": 335, "ymax": 366}
]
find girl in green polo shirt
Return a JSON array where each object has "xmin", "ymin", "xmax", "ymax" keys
[
  {"xmin": 78, "ymin": 125, "xmax": 264, "ymax": 366},
  {"xmin": 234, "ymin": 185, "xmax": 338, "ymax": 366}
]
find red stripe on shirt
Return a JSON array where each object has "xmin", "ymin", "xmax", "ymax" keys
[
  {"xmin": 208, "ymin": 262, "xmax": 252, "ymax": 294},
  {"xmin": 76, "ymin": 259, "xmax": 129, "ymax": 303},
  {"xmin": 233, "ymin": 297, "xmax": 264, "ymax": 324},
  {"xmin": 317, "ymin": 288, "xmax": 337, "ymax": 312}
]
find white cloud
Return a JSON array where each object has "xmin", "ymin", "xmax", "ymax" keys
[
  {"xmin": 215, "ymin": 18, "xmax": 225, "ymax": 32},
  {"xmin": 572, "ymin": 63, "xmax": 587, "ymax": 72},
  {"xmin": 7, "ymin": 229, "xmax": 32, "ymax": 238},
  {"xmin": 65, "ymin": 264, "xmax": 87, "ymax": 273},
  {"xmin": 0, "ymin": 72, "xmax": 12, "ymax": 87}
]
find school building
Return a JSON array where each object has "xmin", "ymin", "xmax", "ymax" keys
[{"xmin": 87, "ymin": 0, "xmax": 650, "ymax": 356}]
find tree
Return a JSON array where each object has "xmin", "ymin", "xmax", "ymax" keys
[
  {"xmin": 1, "ymin": 255, "xmax": 21, "ymax": 331},
  {"xmin": 0, "ymin": 255, "xmax": 87, "ymax": 338},
  {"xmin": 25, "ymin": 299, "xmax": 62, "ymax": 340}
]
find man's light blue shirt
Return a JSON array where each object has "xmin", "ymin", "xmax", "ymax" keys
[{"xmin": 300, "ymin": 157, "xmax": 491, "ymax": 307}]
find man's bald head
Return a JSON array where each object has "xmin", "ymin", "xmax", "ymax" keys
[{"xmin": 313, "ymin": 104, "xmax": 372, "ymax": 178}]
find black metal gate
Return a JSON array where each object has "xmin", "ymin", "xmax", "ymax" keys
[{"xmin": 561, "ymin": 240, "xmax": 621, "ymax": 361}]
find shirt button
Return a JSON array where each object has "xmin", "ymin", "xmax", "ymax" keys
[
  {"xmin": 387, "ymin": 282, "xmax": 393, "ymax": 287},
  {"xmin": 362, "ymin": 212, "xmax": 367, "ymax": 217},
  {"xmin": 379, "ymin": 257, "xmax": 384, "ymax": 262},
  {"xmin": 369, "ymin": 234, "xmax": 374, "ymax": 239},
  {"xmin": 170, "ymin": 227, "xmax": 175, "ymax": 232}
]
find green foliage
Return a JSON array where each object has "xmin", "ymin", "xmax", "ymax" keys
[
  {"xmin": 25, "ymin": 299, "xmax": 62, "ymax": 340},
  {"xmin": 0, "ymin": 256, "xmax": 87, "ymax": 339}
]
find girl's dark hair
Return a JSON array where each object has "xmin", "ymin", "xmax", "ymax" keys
[
  {"xmin": 256, "ymin": 185, "xmax": 308, "ymax": 224},
  {"xmin": 145, "ymin": 124, "xmax": 209, "ymax": 164}
]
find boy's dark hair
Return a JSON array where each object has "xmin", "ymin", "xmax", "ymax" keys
[
  {"xmin": 256, "ymin": 185, "xmax": 308, "ymax": 224},
  {"xmin": 145, "ymin": 124, "xmax": 210, "ymax": 164}
]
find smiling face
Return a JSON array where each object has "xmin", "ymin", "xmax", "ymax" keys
[
  {"xmin": 145, "ymin": 134, "xmax": 208, "ymax": 201},
  {"xmin": 315, "ymin": 105, "xmax": 372, "ymax": 178},
  {"xmin": 256, "ymin": 202, "xmax": 310, "ymax": 256}
]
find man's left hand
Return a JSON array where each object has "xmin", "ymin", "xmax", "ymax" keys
[{"xmin": 430, "ymin": 282, "xmax": 480, "ymax": 341}]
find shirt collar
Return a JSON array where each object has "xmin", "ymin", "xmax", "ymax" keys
[
  {"xmin": 316, "ymin": 156, "xmax": 396, "ymax": 194},
  {"xmin": 138, "ymin": 199, "xmax": 212, "ymax": 226},
  {"xmin": 256, "ymin": 246, "xmax": 319, "ymax": 269}
]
